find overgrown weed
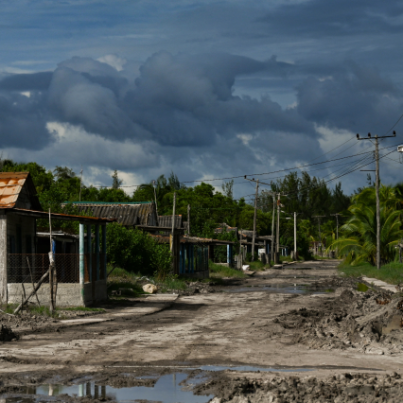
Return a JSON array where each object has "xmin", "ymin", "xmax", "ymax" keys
[
  {"xmin": 209, "ymin": 261, "xmax": 245, "ymax": 278},
  {"xmin": 338, "ymin": 261, "xmax": 403, "ymax": 285}
]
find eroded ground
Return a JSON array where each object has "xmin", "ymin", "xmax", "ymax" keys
[{"xmin": 1, "ymin": 260, "xmax": 403, "ymax": 402}]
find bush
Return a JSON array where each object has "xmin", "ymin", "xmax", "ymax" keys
[{"xmin": 106, "ymin": 223, "xmax": 172, "ymax": 277}]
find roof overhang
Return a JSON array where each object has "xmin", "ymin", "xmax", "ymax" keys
[{"xmin": 1, "ymin": 208, "xmax": 116, "ymax": 224}]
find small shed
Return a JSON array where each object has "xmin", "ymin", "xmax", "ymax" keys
[{"xmin": 0, "ymin": 172, "xmax": 114, "ymax": 307}]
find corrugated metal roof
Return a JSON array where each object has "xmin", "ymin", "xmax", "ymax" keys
[
  {"xmin": 0, "ymin": 172, "xmax": 41, "ymax": 210},
  {"xmin": 158, "ymin": 215, "xmax": 183, "ymax": 228},
  {"xmin": 66, "ymin": 202, "xmax": 156, "ymax": 226}
]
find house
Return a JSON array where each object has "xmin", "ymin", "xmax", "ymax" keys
[
  {"xmin": 65, "ymin": 201, "xmax": 158, "ymax": 227},
  {"xmin": 0, "ymin": 172, "xmax": 115, "ymax": 306}
]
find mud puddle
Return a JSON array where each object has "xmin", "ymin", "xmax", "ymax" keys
[
  {"xmin": 0, "ymin": 373, "xmax": 213, "ymax": 403},
  {"xmin": 221, "ymin": 283, "xmax": 334, "ymax": 294}
]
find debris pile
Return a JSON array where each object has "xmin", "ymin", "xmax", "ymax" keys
[
  {"xmin": 273, "ymin": 282, "xmax": 403, "ymax": 355},
  {"xmin": 198, "ymin": 372, "xmax": 403, "ymax": 403}
]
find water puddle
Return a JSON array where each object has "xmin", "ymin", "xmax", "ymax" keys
[
  {"xmin": 0, "ymin": 366, "xmax": 315, "ymax": 402},
  {"xmin": 223, "ymin": 283, "xmax": 334, "ymax": 294},
  {"xmin": 0, "ymin": 373, "xmax": 213, "ymax": 403}
]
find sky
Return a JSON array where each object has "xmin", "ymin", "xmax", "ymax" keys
[{"xmin": 1, "ymin": 0, "xmax": 403, "ymax": 201}]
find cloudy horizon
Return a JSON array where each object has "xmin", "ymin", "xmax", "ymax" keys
[{"xmin": 1, "ymin": 0, "xmax": 403, "ymax": 199}]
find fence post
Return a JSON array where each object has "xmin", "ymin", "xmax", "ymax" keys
[{"xmin": 79, "ymin": 223, "xmax": 85, "ymax": 304}]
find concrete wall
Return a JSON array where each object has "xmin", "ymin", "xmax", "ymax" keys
[{"xmin": 7, "ymin": 280, "xmax": 107, "ymax": 307}]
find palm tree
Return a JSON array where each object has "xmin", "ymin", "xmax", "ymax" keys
[{"xmin": 330, "ymin": 185, "xmax": 403, "ymax": 265}]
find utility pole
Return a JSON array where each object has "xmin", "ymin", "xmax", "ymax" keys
[
  {"xmin": 330, "ymin": 213, "xmax": 341, "ymax": 257},
  {"xmin": 276, "ymin": 193, "xmax": 280, "ymax": 260},
  {"xmin": 313, "ymin": 215, "xmax": 326, "ymax": 257},
  {"xmin": 243, "ymin": 177, "xmax": 276, "ymax": 261},
  {"xmin": 294, "ymin": 212, "xmax": 297, "ymax": 259},
  {"xmin": 79, "ymin": 169, "xmax": 83, "ymax": 201},
  {"xmin": 357, "ymin": 131, "xmax": 396, "ymax": 270},
  {"xmin": 271, "ymin": 195, "xmax": 276, "ymax": 263},
  {"xmin": 251, "ymin": 179, "xmax": 259, "ymax": 261},
  {"xmin": 153, "ymin": 180, "xmax": 159, "ymax": 226},
  {"xmin": 170, "ymin": 192, "xmax": 176, "ymax": 253},
  {"xmin": 187, "ymin": 204, "xmax": 191, "ymax": 235}
]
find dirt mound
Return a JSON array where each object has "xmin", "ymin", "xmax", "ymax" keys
[
  {"xmin": 273, "ymin": 282, "xmax": 403, "ymax": 355},
  {"xmin": 197, "ymin": 372, "xmax": 403, "ymax": 403}
]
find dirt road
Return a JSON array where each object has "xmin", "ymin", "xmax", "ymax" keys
[{"xmin": 1, "ymin": 260, "xmax": 403, "ymax": 402}]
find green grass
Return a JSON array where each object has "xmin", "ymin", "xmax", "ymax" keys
[
  {"xmin": 245, "ymin": 260, "xmax": 268, "ymax": 271},
  {"xmin": 209, "ymin": 261, "xmax": 245, "ymax": 278},
  {"xmin": 157, "ymin": 276, "xmax": 188, "ymax": 292},
  {"xmin": 338, "ymin": 261, "xmax": 403, "ymax": 285}
]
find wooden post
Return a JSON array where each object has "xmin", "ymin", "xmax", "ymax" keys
[
  {"xmin": 251, "ymin": 179, "xmax": 259, "ymax": 261},
  {"xmin": 271, "ymin": 195, "xmax": 276, "ymax": 263},
  {"xmin": 374, "ymin": 136, "xmax": 381, "ymax": 269},
  {"xmin": 49, "ymin": 208, "xmax": 54, "ymax": 313},
  {"xmin": 170, "ymin": 192, "xmax": 176, "ymax": 253},
  {"xmin": 0, "ymin": 212, "xmax": 7, "ymax": 304}
]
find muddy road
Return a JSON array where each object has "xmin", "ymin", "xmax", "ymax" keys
[{"xmin": 1, "ymin": 260, "xmax": 403, "ymax": 402}]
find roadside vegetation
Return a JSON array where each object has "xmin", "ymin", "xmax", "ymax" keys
[
  {"xmin": 338, "ymin": 262, "xmax": 403, "ymax": 285},
  {"xmin": 209, "ymin": 261, "xmax": 245, "ymax": 278}
]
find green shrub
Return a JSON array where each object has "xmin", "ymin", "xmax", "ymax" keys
[{"xmin": 106, "ymin": 223, "xmax": 172, "ymax": 277}]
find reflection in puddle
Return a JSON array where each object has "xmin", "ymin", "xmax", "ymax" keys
[
  {"xmin": 0, "ymin": 374, "xmax": 213, "ymax": 403},
  {"xmin": 223, "ymin": 283, "xmax": 334, "ymax": 294}
]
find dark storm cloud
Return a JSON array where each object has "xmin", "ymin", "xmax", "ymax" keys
[
  {"xmin": 0, "ymin": 91, "xmax": 50, "ymax": 149},
  {"xmin": 0, "ymin": 72, "xmax": 52, "ymax": 91},
  {"xmin": 1, "ymin": 51, "xmax": 403, "ymax": 176},
  {"xmin": 296, "ymin": 63, "xmax": 403, "ymax": 134},
  {"xmin": 259, "ymin": 0, "xmax": 403, "ymax": 37}
]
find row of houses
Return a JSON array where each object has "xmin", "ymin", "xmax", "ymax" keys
[{"xmin": 0, "ymin": 172, "xmax": 276, "ymax": 308}]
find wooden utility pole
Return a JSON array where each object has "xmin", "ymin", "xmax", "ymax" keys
[
  {"xmin": 313, "ymin": 215, "xmax": 326, "ymax": 257},
  {"xmin": 153, "ymin": 180, "xmax": 159, "ymax": 226},
  {"xmin": 79, "ymin": 169, "xmax": 83, "ymax": 201},
  {"xmin": 49, "ymin": 209, "xmax": 55, "ymax": 313},
  {"xmin": 357, "ymin": 131, "xmax": 396, "ymax": 269},
  {"xmin": 294, "ymin": 212, "xmax": 297, "ymax": 259},
  {"xmin": 187, "ymin": 204, "xmax": 191, "ymax": 235},
  {"xmin": 251, "ymin": 179, "xmax": 259, "ymax": 261},
  {"xmin": 170, "ymin": 192, "xmax": 176, "ymax": 253},
  {"xmin": 330, "ymin": 213, "xmax": 341, "ymax": 257},
  {"xmin": 276, "ymin": 193, "xmax": 280, "ymax": 259},
  {"xmin": 271, "ymin": 195, "xmax": 276, "ymax": 263}
]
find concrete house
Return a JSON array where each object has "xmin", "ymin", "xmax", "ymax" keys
[{"xmin": 0, "ymin": 172, "xmax": 114, "ymax": 306}]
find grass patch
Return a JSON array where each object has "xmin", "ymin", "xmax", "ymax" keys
[
  {"xmin": 338, "ymin": 261, "xmax": 403, "ymax": 285},
  {"xmin": 245, "ymin": 260, "xmax": 268, "ymax": 271},
  {"xmin": 157, "ymin": 276, "xmax": 188, "ymax": 293},
  {"xmin": 209, "ymin": 261, "xmax": 245, "ymax": 278}
]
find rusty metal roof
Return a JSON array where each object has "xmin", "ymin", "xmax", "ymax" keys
[
  {"xmin": 66, "ymin": 202, "xmax": 157, "ymax": 226},
  {"xmin": 0, "ymin": 172, "xmax": 41, "ymax": 210}
]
